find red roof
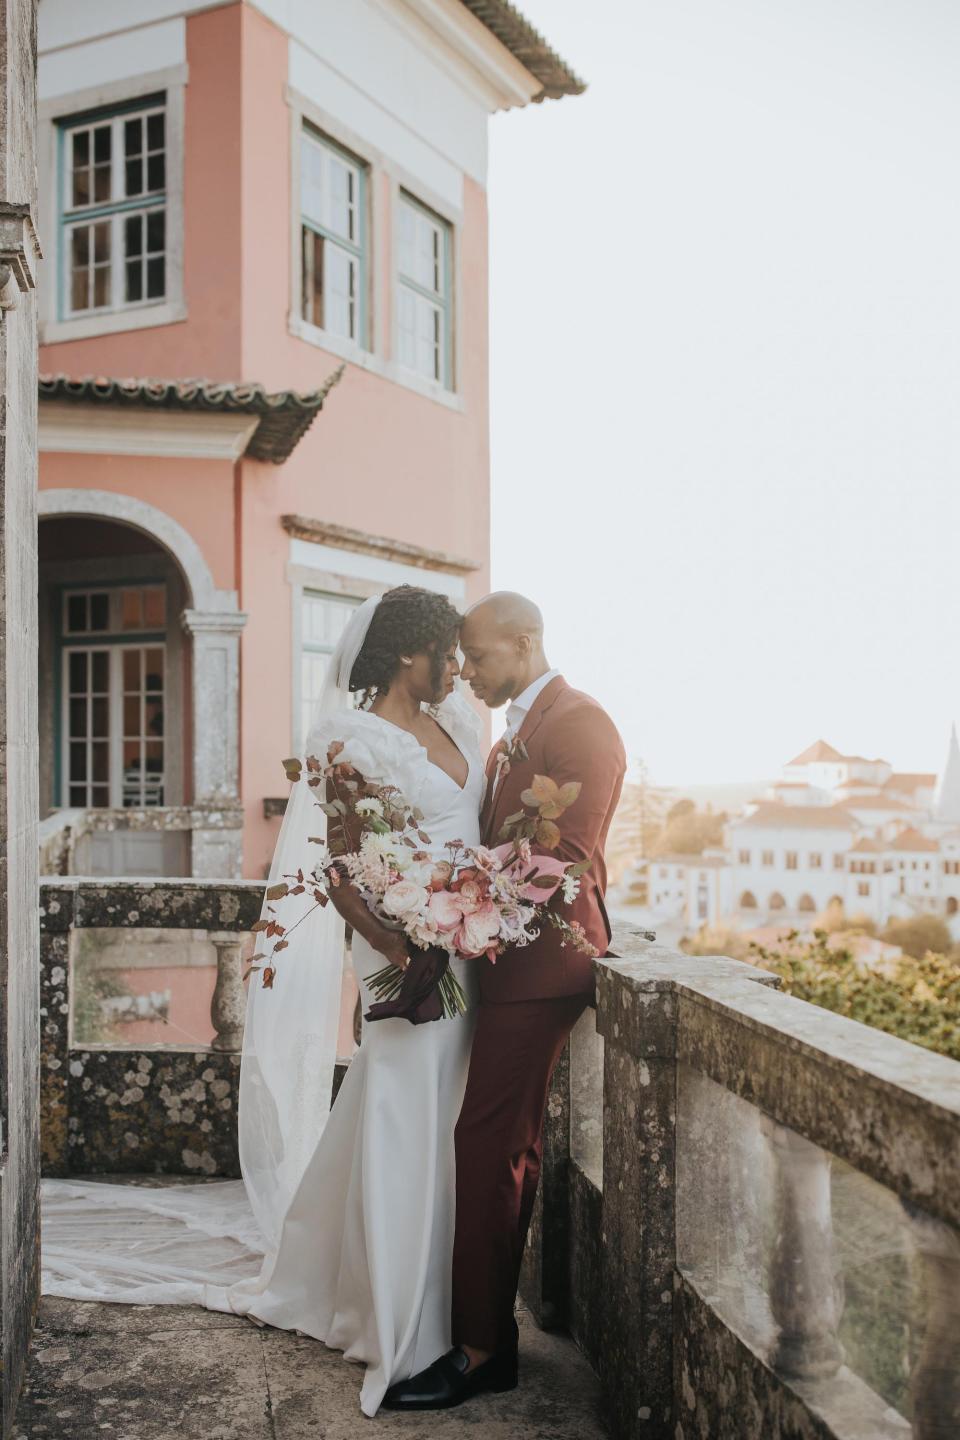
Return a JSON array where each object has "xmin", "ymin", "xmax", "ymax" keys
[
  {"xmin": 889, "ymin": 828, "xmax": 940, "ymax": 853},
  {"xmin": 734, "ymin": 802, "xmax": 857, "ymax": 832},
  {"xmin": 849, "ymin": 837, "xmax": 883, "ymax": 854},
  {"xmin": 883, "ymin": 773, "xmax": 936, "ymax": 793},
  {"xmin": 839, "ymin": 795, "xmax": 911, "ymax": 812},
  {"xmin": 786, "ymin": 740, "xmax": 844, "ymax": 766}
]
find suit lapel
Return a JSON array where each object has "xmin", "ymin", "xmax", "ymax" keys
[{"xmin": 484, "ymin": 676, "xmax": 567, "ymax": 841}]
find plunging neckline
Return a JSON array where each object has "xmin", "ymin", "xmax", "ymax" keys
[{"xmin": 366, "ymin": 708, "xmax": 472, "ymax": 794}]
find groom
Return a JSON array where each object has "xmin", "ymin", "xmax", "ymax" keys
[{"xmin": 384, "ymin": 592, "xmax": 626, "ymax": 1410}]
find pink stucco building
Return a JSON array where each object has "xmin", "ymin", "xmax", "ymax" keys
[{"xmin": 35, "ymin": 0, "xmax": 581, "ymax": 880}]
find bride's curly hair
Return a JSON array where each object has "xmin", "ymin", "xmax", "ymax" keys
[{"xmin": 349, "ymin": 585, "xmax": 463, "ymax": 701}]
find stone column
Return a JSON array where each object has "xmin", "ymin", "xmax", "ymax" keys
[
  {"xmin": 0, "ymin": 4, "xmax": 42, "ymax": 1426},
  {"xmin": 768, "ymin": 1123, "xmax": 843, "ymax": 1380},
  {"xmin": 906, "ymin": 1204, "xmax": 960, "ymax": 1440},
  {"xmin": 209, "ymin": 932, "xmax": 246, "ymax": 1052},
  {"xmin": 180, "ymin": 608, "xmax": 247, "ymax": 878}
]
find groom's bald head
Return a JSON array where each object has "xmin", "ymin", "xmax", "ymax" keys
[{"xmin": 459, "ymin": 591, "xmax": 550, "ymax": 708}]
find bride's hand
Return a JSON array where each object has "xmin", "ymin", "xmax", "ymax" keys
[{"xmin": 377, "ymin": 931, "xmax": 410, "ymax": 971}]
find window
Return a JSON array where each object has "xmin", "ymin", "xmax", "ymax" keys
[
  {"xmin": 737, "ymin": 849, "xmax": 750, "ymax": 865},
  {"xmin": 300, "ymin": 591, "xmax": 362, "ymax": 748},
  {"xmin": 397, "ymin": 193, "xmax": 452, "ymax": 387},
  {"xmin": 833, "ymin": 853, "xmax": 845, "ymax": 870},
  {"xmin": 857, "ymin": 881, "xmax": 871, "ymax": 896},
  {"xmin": 59, "ymin": 98, "xmax": 167, "ymax": 318},
  {"xmin": 808, "ymin": 852, "xmax": 822, "ymax": 869},
  {"xmin": 61, "ymin": 586, "xmax": 166, "ymax": 808},
  {"xmin": 761, "ymin": 849, "xmax": 774, "ymax": 866},
  {"xmin": 300, "ymin": 127, "xmax": 367, "ymax": 345},
  {"xmin": 785, "ymin": 851, "xmax": 798, "ymax": 870}
]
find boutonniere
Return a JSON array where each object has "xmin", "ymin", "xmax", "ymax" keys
[{"xmin": 493, "ymin": 733, "xmax": 529, "ymax": 791}]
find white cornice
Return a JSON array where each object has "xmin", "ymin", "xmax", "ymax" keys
[
  {"xmin": 379, "ymin": 0, "xmax": 541, "ymax": 112},
  {"xmin": 39, "ymin": 401, "xmax": 260, "ymax": 461}
]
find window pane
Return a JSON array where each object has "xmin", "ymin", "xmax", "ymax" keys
[
  {"xmin": 146, "ymin": 256, "xmax": 165, "ymax": 299},
  {"xmin": 143, "ymin": 588, "xmax": 165, "ymax": 627},
  {"xmin": 124, "ymin": 213, "xmax": 143, "ymax": 257},
  {"xmin": 69, "ymin": 698, "xmax": 87, "ymax": 737},
  {"xmin": 123, "ymin": 696, "xmax": 141, "ymax": 735},
  {"xmin": 94, "ymin": 125, "xmax": 111, "ymax": 163},
  {"xmin": 93, "ymin": 264, "xmax": 110, "ymax": 308},
  {"xmin": 68, "ymin": 652, "xmax": 87, "ymax": 692},
  {"xmin": 327, "ymin": 155, "xmax": 355, "ymax": 242},
  {"xmin": 70, "ymin": 264, "xmax": 88, "ymax": 313},
  {"xmin": 146, "ymin": 210, "xmax": 165, "ymax": 252},
  {"xmin": 145, "ymin": 698, "xmax": 164, "ymax": 737},
  {"xmin": 144, "ymin": 650, "xmax": 164, "ymax": 687},
  {"xmin": 125, "ymin": 261, "xmax": 143, "ymax": 304},
  {"xmin": 91, "ymin": 786, "xmax": 110, "ymax": 807},
  {"xmin": 121, "ymin": 589, "xmax": 142, "ymax": 629},
  {"xmin": 72, "ymin": 163, "xmax": 90, "ymax": 209},
  {"xmin": 91, "ymin": 697, "xmax": 109, "ymax": 738},
  {"xmin": 90, "ymin": 593, "xmax": 109, "ymax": 630},
  {"xmin": 147, "ymin": 112, "xmax": 165, "ymax": 151},
  {"xmin": 147, "ymin": 153, "xmax": 165, "ymax": 192},
  {"xmin": 73, "ymin": 130, "xmax": 90, "ymax": 167},
  {"xmin": 300, "ymin": 135, "xmax": 325, "ymax": 228},
  {"xmin": 302, "ymin": 227, "xmax": 323, "ymax": 326},
  {"xmin": 398, "ymin": 286, "xmax": 417, "ymax": 371},
  {"xmin": 94, "ymin": 162, "xmax": 111, "ymax": 205},
  {"xmin": 123, "ymin": 650, "xmax": 140, "ymax": 690},
  {"xmin": 91, "ymin": 652, "xmax": 109, "ymax": 692},
  {"xmin": 70, "ymin": 743, "xmax": 88, "ymax": 782},
  {"xmin": 125, "ymin": 158, "xmax": 143, "ymax": 196},
  {"xmin": 124, "ymin": 117, "xmax": 143, "ymax": 158},
  {"xmin": 93, "ymin": 220, "xmax": 110, "ymax": 263},
  {"xmin": 324, "ymin": 245, "xmax": 356, "ymax": 340},
  {"xmin": 92, "ymin": 742, "xmax": 109, "ymax": 782},
  {"xmin": 67, "ymin": 594, "xmax": 86, "ymax": 632},
  {"xmin": 71, "ymin": 225, "xmax": 90, "ymax": 268},
  {"xmin": 69, "ymin": 785, "xmax": 87, "ymax": 806}
]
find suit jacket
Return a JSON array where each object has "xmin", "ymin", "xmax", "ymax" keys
[{"xmin": 479, "ymin": 675, "xmax": 626, "ymax": 1003}]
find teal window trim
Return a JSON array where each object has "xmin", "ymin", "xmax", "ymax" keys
[
  {"xmin": 52, "ymin": 579, "xmax": 167, "ymax": 807},
  {"xmin": 56, "ymin": 92, "xmax": 168, "ymax": 323},
  {"xmin": 300, "ymin": 125, "xmax": 369, "ymax": 349},
  {"xmin": 397, "ymin": 189, "xmax": 454, "ymax": 391}
]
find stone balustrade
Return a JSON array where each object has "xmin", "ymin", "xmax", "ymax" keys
[
  {"xmin": 521, "ymin": 922, "xmax": 960, "ymax": 1440},
  {"xmin": 37, "ymin": 887, "xmax": 960, "ymax": 1437}
]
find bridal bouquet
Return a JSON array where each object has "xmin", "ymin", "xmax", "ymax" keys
[{"xmin": 248, "ymin": 741, "xmax": 596, "ymax": 1024}]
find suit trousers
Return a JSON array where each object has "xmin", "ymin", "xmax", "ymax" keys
[{"xmin": 451, "ymin": 993, "xmax": 589, "ymax": 1354}]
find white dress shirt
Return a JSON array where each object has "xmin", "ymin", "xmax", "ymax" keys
[{"xmin": 505, "ymin": 669, "xmax": 561, "ymax": 739}]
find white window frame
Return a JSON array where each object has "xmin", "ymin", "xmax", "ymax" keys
[
  {"xmin": 299, "ymin": 125, "xmax": 369, "ymax": 349},
  {"xmin": 62, "ymin": 641, "xmax": 167, "ymax": 809},
  {"xmin": 39, "ymin": 67, "xmax": 186, "ymax": 344},
  {"xmin": 396, "ymin": 190, "xmax": 453, "ymax": 390}
]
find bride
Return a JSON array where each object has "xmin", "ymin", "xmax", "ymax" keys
[{"xmin": 42, "ymin": 585, "xmax": 487, "ymax": 1417}]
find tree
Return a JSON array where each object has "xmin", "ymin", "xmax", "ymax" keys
[
  {"xmin": 652, "ymin": 804, "xmax": 727, "ymax": 857},
  {"xmin": 606, "ymin": 760, "xmax": 673, "ymax": 883},
  {"xmin": 880, "ymin": 914, "xmax": 953, "ymax": 961},
  {"xmin": 749, "ymin": 929, "xmax": 960, "ymax": 1061}
]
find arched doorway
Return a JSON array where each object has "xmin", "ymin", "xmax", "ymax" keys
[
  {"xmin": 769, "ymin": 892, "xmax": 786, "ymax": 911},
  {"xmin": 948, "ymin": 897, "xmax": 958, "ymax": 917},
  {"xmin": 739, "ymin": 890, "xmax": 758, "ymax": 909},
  {"xmin": 798, "ymin": 894, "xmax": 816, "ymax": 913},
  {"xmin": 38, "ymin": 491, "xmax": 245, "ymax": 876}
]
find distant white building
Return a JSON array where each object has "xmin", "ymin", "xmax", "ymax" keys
[{"xmin": 621, "ymin": 729, "xmax": 960, "ymax": 938}]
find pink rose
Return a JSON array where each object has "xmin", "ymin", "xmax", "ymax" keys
[
  {"xmin": 381, "ymin": 880, "xmax": 429, "ymax": 922},
  {"xmin": 427, "ymin": 889, "xmax": 465, "ymax": 931},
  {"xmin": 455, "ymin": 901, "xmax": 501, "ymax": 958},
  {"xmin": 456, "ymin": 879, "xmax": 488, "ymax": 914},
  {"xmin": 429, "ymin": 861, "xmax": 454, "ymax": 892}
]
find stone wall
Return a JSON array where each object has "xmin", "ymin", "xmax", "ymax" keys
[{"xmin": 0, "ymin": 1, "xmax": 40, "ymax": 1433}]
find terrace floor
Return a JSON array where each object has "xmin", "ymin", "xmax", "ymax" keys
[{"xmin": 15, "ymin": 1293, "xmax": 606, "ymax": 1440}]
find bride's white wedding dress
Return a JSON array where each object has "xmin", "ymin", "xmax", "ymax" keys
[{"xmin": 41, "ymin": 689, "xmax": 484, "ymax": 1418}]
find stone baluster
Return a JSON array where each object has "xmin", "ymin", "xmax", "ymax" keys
[
  {"xmin": 209, "ymin": 931, "xmax": 246, "ymax": 1052},
  {"xmin": 768, "ymin": 1122, "xmax": 844, "ymax": 1380},
  {"xmin": 905, "ymin": 1203, "xmax": 960, "ymax": 1440}
]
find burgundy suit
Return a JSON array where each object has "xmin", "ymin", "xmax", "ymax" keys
[{"xmin": 452, "ymin": 675, "xmax": 626, "ymax": 1353}]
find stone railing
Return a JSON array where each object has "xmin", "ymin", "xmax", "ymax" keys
[
  {"xmin": 39, "ymin": 879, "xmax": 262, "ymax": 1177},
  {"xmin": 39, "ymin": 806, "xmax": 245, "ymax": 879},
  {"xmin": 521, "ymin": 922, "xmax": 960, "ymax": 1440}
]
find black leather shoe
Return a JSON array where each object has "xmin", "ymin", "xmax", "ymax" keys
[{"xmin": 381, "ymin": 1346, "xmax": 518, "ymax": 1410}]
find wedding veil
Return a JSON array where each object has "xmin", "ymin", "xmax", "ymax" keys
[{"xmin": 238, "ymin": 594, "xmax": 381, "ymax": 1249}]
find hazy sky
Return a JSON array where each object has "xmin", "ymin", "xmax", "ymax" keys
[{"xmin": 487, "ymin": 0, "xmax": 960, "ymax": 787}]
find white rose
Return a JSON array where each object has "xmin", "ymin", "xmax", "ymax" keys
[
  {"xmin": 355, "ymin": 798, "xmax": 384, "ymax": 818},
  {"xmin": 381, "ymin": 880, "xmax": 430, "ymax": 923}
]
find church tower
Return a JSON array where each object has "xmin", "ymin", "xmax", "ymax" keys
[{"xmin": 935, "ymin": 723, "xmax": 960, "ymax": 823}]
